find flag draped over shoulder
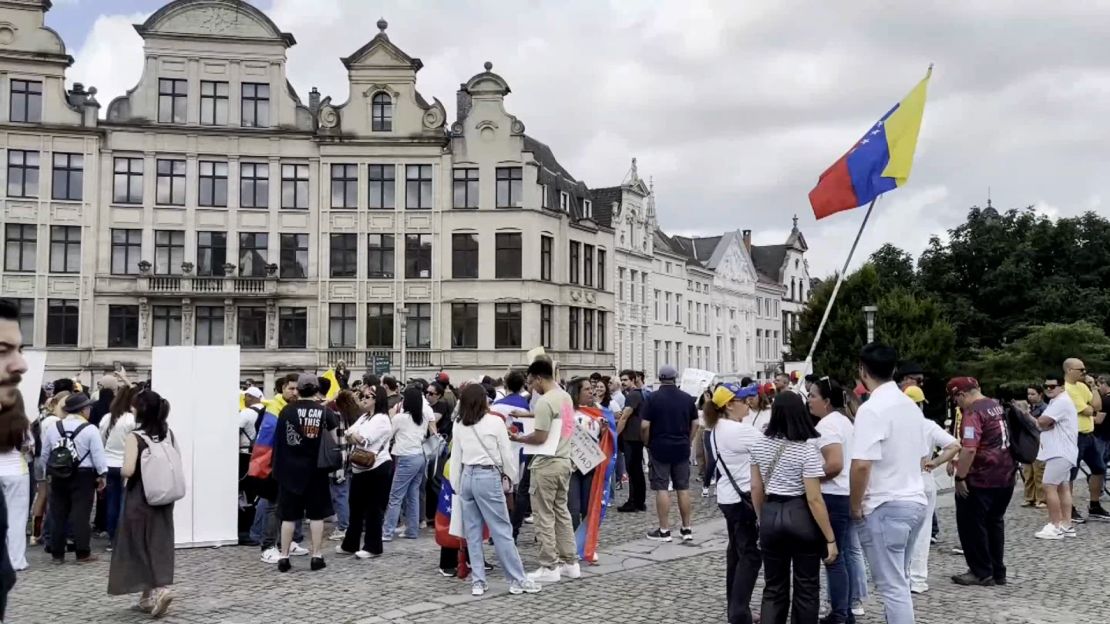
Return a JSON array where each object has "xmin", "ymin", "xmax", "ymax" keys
[
  {"xmin": 809, "ymin": 68, "xmax": 932, "ymax": 220},
  {"xmin": 575, "ymin": 406, "xmax": 617, "ymax": 562},
  {"xmin": 247, "ymin": 394, "xmax": 285, "ymax": 480},
  {"xmin": 321, "ymin": 369, "xmax": 340, "ymax": 400}
]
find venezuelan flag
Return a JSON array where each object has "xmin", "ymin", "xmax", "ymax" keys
[
  {"xmin": 809, "ymin": 68, "xmax": 932, "ymax": 220},
  {"xmin": 247, "ymin": 394, "xmax": 286, "ymax": 480},
  {"xmin": 575, "ymin": 406, "xmax": 618, "ymax": 562},
  {"xmin": 321, "ymin": 368, "xmax": 341, "ymax": 401}
]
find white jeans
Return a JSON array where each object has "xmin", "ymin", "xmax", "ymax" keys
[
  {"xmin": 908, "ymin": 472, "xmax": 937, "ymax": 589},
  {"xmin": 0, "ymin": 473, "xmax": 30, "ymax": 570}
]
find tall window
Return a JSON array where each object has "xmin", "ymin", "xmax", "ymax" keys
[
  {"xmin": 495, "ymin": 167, "xmax": 522, "ymax": 208},
  {"xmin": 540, "ymin": 235, "xmax": 553, "ymax": 282},
  {"xmin": 49, "ymin": 226, "xmax": 80, "ymax": 273},
  {"xmin": 279, "ymin": 307, "xmax": 307, "ymax": 348},
  {"xmin": 452, "ymin": 168, "xmax": 478, "ymax": 209},
  {"xmin": 51, "ymin": 154, "xmax": 83, "ymax": 201},
  {"xmin": 195, "ymin": 305, "xmax": 225, "ymax": 346},
  {"xmin": 371, "ymin": 93, "xmax": 392, "ymax": 131},
  {"xmin": 405, "ymin": 234, "xmax": 431, "ymax": 279},
  {"xmin": 452, "ymin": 233, "xmax": 479, "ymax": 279},
  {"xmin": 281, "ymin": 164, "xmax": 309, "ymax": 209},
  {"xmin": 200, "ymin": 80, "xmax": 229, "ymax": 125},
  {"xmin": 540, "ymin": 304, "xmax": 552, "ymax": 348},
  {"xmin": 112, "ymin": 157, "xmax": 142, "ymax": 204},
  {"xmin": 331, "ymin": 164, "xmax": 358, "ymax": 208},
  {"xmin": 279, "ymin": 233, "xmax": 308, "ymax": 278},
  {"xmin": 15, "ymin": 299, "xmax": 33, "ymax": 346},
  {"xmin": 158, "ymin": 78, "xmax": 187, "ymax": 123},
  {"xmin": 156, "ymin": 159, "xmax": 186, "ymax": 205},
  {"xmin": 569, "ymin": 241, "xmax": 580, "ymax": 284},
  {"xmin": 367, "ymin": 234, "xmax": 395, "ymax": 279},
  {"xmin": 582, "ymin": 200, "xmax": 593, "ymax": 219},
  {"xmin": 495, "ymin": 303, "xmax": 522, "ymax": 349},
  {"xmin": 629, "ymin": 270, "xmax": 637, "ymax": 302},
  {"xmin": 597, "ymin": 249, "xmax": 607, "ymax": 290},
  {"xmin": 241, "ymin": 83, "xmax": 270, "ymax": 128},
  {"xmin": 583, "ymin": 309, "xmax": 594, "ymax": 350},
  {"xmin": 451, "ymin": 303, "xmax": 478, "ymax": 349},
  {"xmin": 366, "ymin": 303, "xmax": 394, "ymax": 347},
  {"xmin": 198, "ymin": 161, "xmax": 228, "ymax": 207},
  {"xmin": 46, "ymin": 299, "xmax": 78, "ymax": 346},
  {"xmin": 405, "ymin": 164, "xmax": 432, "ymax": 209},
  {"xmin": 654, "ymin": 290, "xmax": 660, "ymax": 321},
  {"xmin": 329, "ymin": 303, "xmax": 357, "ymax": 348},
  {"xmin": 583, "ymin": 244, "xmax": 594, "ymax": 287},
  {"xmin": 7, "ymin": 150, "xmax": 39, "ymax": 198},
  {"xmin": 618, "ymin": 268, "xmax": 625, "ymax": 300},
  {"xmin": 495, "ymin": 233, "xmax": 522, "ymax": 279},
  {"xmin": 330, "ymin": 233, "xmax": 357, "ymax": 278},
  {"xmin": 107, "ymin": 305, "xmax": 139, "ymax": 348},
  {"xmin": 406, "ymin": 303, "xmax": 431, "ymax": 349},
  {"xmin": 239, "ymin": 162, "xmax": 269, "ymax": 208},
  {"xmin": 9, "ymin": 79, "xmax": 42, "ymax": 122},
  {"xmin": 197, "ymin": 231, "xmax": 227, "ymax": 277},
  {"xmin": 559, "ymin": 191, "xmax": 570, "ymax": 212},
  {"xmin": 238, "ymin": 232, "xmax": 268, "ymax": 277},
  {"xmin": 569, "ymin": 307, "xmax": 579, "ymax": 350},
  {"xmin": 367, "ymin": 164, "xmax": 395, "ymax": 209},
  {"xmin": 152, "ymin": 305, "xmax": 182, "ymax": 346},
  {"xmin": 110, "ymin": 229, "xmax": 141, "ymax": 275},
  {"xmin": 153, "ymin": 230, "xmax": 184, "ymax": 275},
  {"xmin": 597, "ymin": 311, "xmax": 606, "ymax": 351},
  {"xmin": 4, "ymin": 224, "xmax": 35, "ymax": 272},
  {"xmin": 238, "ymin": 306, "xmax": 267, "ymax": 348}
]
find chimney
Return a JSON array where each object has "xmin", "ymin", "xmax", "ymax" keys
[
  {"xmin": 456, "ymin": 85, "xmax": 472, "ymax": 125},
  {"xmin": 81, "ymin": 86, "xmax": 100, "ymax": 128},
  {"xmin": 308, "ymin": 87, "xmax": 320, "ymax": 113},
  {"xmin": 742, "ymin": 229, "xmax": 752, "ymax": 252}
]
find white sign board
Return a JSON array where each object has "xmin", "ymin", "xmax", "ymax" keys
[
  {"xmin": 569, "ymin": 425, "xmax": 605, "ymax": 474},
  {"xmin": 17, "ymin": 350, "xmax": 47, "ymax": 413},
  {"xmin": 679, "ymin": 368, "xmax": 716, "ymax": 399},
  {"xmin": 521, "ymin": 415, "xmax": 561, "ymax": 455},
  {"xmin": 152, "ymin": 346, "xmax": 240, "ymax": 548}
]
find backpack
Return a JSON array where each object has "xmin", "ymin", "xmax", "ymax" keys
[
  {"xmin": 46, "ymin": 422, "xmax": 90, "ymax": 480},
  {"xmin": 1005, "ymin": 404, "xmax": 1041, "ymax": 464},
  {"xmin": 136, "ymin": 431, "xmax": 186, "ymax": 506}
]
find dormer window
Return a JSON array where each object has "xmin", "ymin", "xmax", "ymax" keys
[
  {"xmin": 559, "ymin": 191, "xmax": 569, "ymax": 212},
  {"xmin": 372, "ymin": 93, "xmax": 392, "ymax": 132},
  {"xmin": 583, "ymin": 200, "xmax": 592, "ymax": 219},
  {"xmin": 10, "ymin": 79, "xmax": 42, "ymax": 123},
  {"xmin": 241, "ymin": 83, "xmax": 270, "ymax": 128},
  {"xmin": 158, "ymin": 79, "xmax": 187, "ymax": 124}
]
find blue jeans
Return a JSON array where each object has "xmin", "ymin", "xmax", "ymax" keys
[
  {"xmin": 330, "ymin": 477, "xmax": 350, "ymax": 531},
  {"xmin": 846, "ymin": 522, "xmax": 868, "ymax": 604},
  {"xmin": 702, "ymin": 430, "xmax": 716, "ymax": 483},
  {"xmin": 252, "ymin": 498, "xmax": 302, "ymax": 548},
  {"xmin": 823, "ymin": 494, "xmax": 853, "ymax": 622},
  {"xmin": 383, "ymin": 454, "xmax": 426, "ymax": 539},
  {"xmin": 856, "ymin": 501, "xmax": 927, "ymax": 624},
  {"xmin": 105, "ymin": 467, "xmax": 124, "ymax": 542},
  {"xmin": 460, "ymin": 465, "xmax": 529, "ymax": 586}
]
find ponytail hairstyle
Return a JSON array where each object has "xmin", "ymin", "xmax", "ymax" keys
[
  {"xmin": 702, "ymin": 395, "xmax": 725, "ymax": 431},
  {"xmin": 133, "ymin": 390, "xmax": 170, "ymax": 440},
  {"xmin": 402, "ymin": 386, "xmax": 424, "ymax": 425}
]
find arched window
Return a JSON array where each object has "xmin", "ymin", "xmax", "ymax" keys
[{"xmin": 371, "ymin": 93, "xmax": 392, "ymax": 132}]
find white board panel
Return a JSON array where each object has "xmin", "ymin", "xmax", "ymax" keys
[
  {"xmin": 188, "ymin": 346, "xmax": 240, "ymax": 545},
  {"xmin": 17, "ymin": 350, "xmax": 46, "ymax": 414},
  {"xmin": 151, "ymin": 347, "xmax": 197, "ymax": 546}
]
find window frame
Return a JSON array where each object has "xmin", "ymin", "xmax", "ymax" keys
[
  {"xmin": 328, "ymin": 302, "xmax": 357, "ymax": 348},
  {"xmin": 112, "ymin": 157, "xmax": 143, "ymax": 204},
  {"xmin": 239, "ymin": 162, "xmax": 270, "ymax": 209},
  {"xmin": 367, "ymin": 164, "xmax": 395, "ymax": 210},
  {"xmin": 405, "ymin": 164, "xmax": 432, "ymax": 210},
  {"xmin": 540, "ymin": 304, "xmax": 552, "ymax": 348},
  {"xmin": 198, "ymin": 160, "xmax": 228, "ymax": 207},
  {"xmin": 450, "ymin": 302, "xmax": 478, "ymax": 349},
  {"xmin": 495, "ymin": 232, "xmax": 522, "ymax": 279},
  {"xmin": 451, "ymin": 233, "xmax": 479, "ymax": 279},
  {"xmin": 331, "ymin": 164, "xmax": 358, "ymax": 209},
  {"xmin": 197, "ymin": 231, "xmax": 227, "ymax": 277},
  {"xmin": 240, "ymin": 82, "xmax": 270, "ymax": 128},
  {"xmin": 107, "ymin": 304, "xmax": 139, "ymax": 348},
  {"xmin": 195, "ymin": 305, "xmax": 225, "ymax": 346},
  {"xmin": 237, "ymin": 305, "xmax": 267, "ymax": 348},
  {"xmin": 583, "ymin": 308, "xmax": 594, "ymax": 351},
  {"xmin": 583, "ymin": 244, "xmax": 594, "ymax": 287},
  {"xmin": 452, "ymin": 168, "xmax": 479, "ymax": 209},
  {"xmin": 238, "ymin": 232, "xmax": 269, "ymax": 278},
  {"xmin": 597, "ymin": 248, "xmax": 607, "ymax": 290},
  {"xmin": 404, "ymin": 233, "xmax": 431, "ymax": 279},
  {"xmin": 7, "ymin": 150, "xmax": 40, "ymax": 198},
  {"xmin": 371, "ymin": 92, "xmax": 393, "ymax": 132},
  {"xmin": 367, "ymin": 234, "xmax": 395, "ymax": 279},
  {"xmin": 495, "ymin": 167, "xmax": 522, "ymax": 208},
  {"xmin": 199, "ymin": 80, "xmax": 229, "ymax": 126},
  {"xmin": 405, "ymin": 303, "xmax": 431, "ymax": 349},
  {"xmin": 46, "ymin": 299, "xmax": 79, "ymax": 346},
  {"xmin": 568, "ymin": 307, "xmax": 579, "ymax": 350},
  {"xmin": 597, "ymin": 310, "xmax": 606, "ymax": 351},
  {"xmin": 153, "ymin": 230, "xmax": 185, "ymax": 276},
  {"xmin": 9, "ymin": 79, "xmax": 42, "ymax": 123},
  {"xmin": 156, "ymin": 158, "xmax": 186, "ymax": 206},
  {"xmin": 48, "ymin": 225, "xmax": 80, "ymax": 274},
  {"xmin": 278, "ymin": 307, "xmax": 308, "ymax": 349},
  {"xmin": 279, "ymin": 233, "xmax": 308, "ymax": 279},
  {"xmin": 14, "ymin": 298, "xmax": 34, "ymax": 346},
  {"xmin": 540, "ymin": 235, "xmax": 553, "ymax": 282},
  {"xmin": 366, "ymin": 303, "xmax": 394, "ymax": 348},
  {"xmin": 329, "ymin": 233, "xmax": 358, "ymax": 278},
  {"xmin": 495, "ymin": 302, "xmax": 522, "ymax": 349},
  {"xmin": 51, "ymin": 153, "xmax": 83, "ymax": 201},
  {"xmin": 4, "ymin": 224, "xmax": 36, "ymax": 272},
  {"xmin": 569, "ymin": 241, "xmax": 580, "ymax": 284},
  {"xmin": 110, "ymin": 228, "xmax": 142, "ymax": 276},
  {"xmin": 157, "ymin": 78, "xmax": 187, "ymax": 124},
  {"xmin": 151, "ymin": 304, "xmax": 182, "ymax": 347},
  {"xmin": 281, "ymin": 163, "xmax": 309, "ymax": 210}
]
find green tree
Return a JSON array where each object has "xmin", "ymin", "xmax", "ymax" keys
[
  {"xmin": 964, "ymin": 321, "xmax": 1110, "ymax": 394},
  {"xmin": 869, "ymin": 243, "xmax": 917, "ymax": 288}
]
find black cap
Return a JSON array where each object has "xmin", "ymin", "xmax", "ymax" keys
[{"xmin": 63, "ymin": 392, "xmax": 94, "ymax": 414}]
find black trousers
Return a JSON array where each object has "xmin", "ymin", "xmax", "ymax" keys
[
  {"xmin": 440, "ymin": 546, "xmax": 459, "ymax": 570},
  {"xmin": 342, "ymin": 461, "xmax": 393, "ymax": 555},
  {"xmin": 955, "ymin": 484, "xmax": 1013, "ymax": 581},
  {"xmin": 759, "ymin": 496, "xmax": 822, "ymax": 624},
  {"xmin": 623, "ymin": 440, "xmax": 647, "ymax": 508},
  {"xmin": 721, "ymin": 499, "xmax": 762, "ymax": 624},
  {"xmin": 511, "ymin": 459, "xmax": 532, "ymax": 540},
  {"xmin": 425, "ymin": 455, "xmax": 443, "ymax": 522},
  {"xmin": 49, "ymin": 469, "xmax": 97, "ymax": 560}
]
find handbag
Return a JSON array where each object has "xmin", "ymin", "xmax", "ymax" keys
[
  {"xmin": 349, "ymin": 416, "xmax": 387, "ymax": 469},
  {"xmin": 468, "ymin": 426, "xmax": 512, "ymax": 495}
]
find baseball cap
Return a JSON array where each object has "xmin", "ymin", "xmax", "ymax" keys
[
  {"xmin": 712, "ymin": 382, "xmax": 758, "ymax": 408},
  {"xmin": 244, "ymin": 386, "xmax": 264, "ymax": 400},
  {"xmin": 296, "ymin": 372, "xmax": 318, "ymax": 391},
  {"xmin": 946, "ymin": 376, "xmax": 979, "ymax": 397},
  {"xmin": 436, "ymin": 371, "xmax": 450, "ymax": 384},
  {"xmin": 63, "ymin": 392, "xmax": 94, "ymax": 414},
  {"xmin": 658, "ymin": 365, "xmax": 678, "ymax": 381},
  {"xmin": 760, "ymin": 382, "xmax": 775, "ymax": 396},
  {"xmin": 904, "ymin": 385, "xmax": 926, "ymax": 404}
]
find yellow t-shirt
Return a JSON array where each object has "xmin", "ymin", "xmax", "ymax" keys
[{"xmin": 1066, "ymin": 381, "xmax": 1094, "ymax": 434}]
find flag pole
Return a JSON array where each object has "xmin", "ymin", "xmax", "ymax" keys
[{"xmin": 800, "ymin": 197, "xmax": 879, "ymax": 377}]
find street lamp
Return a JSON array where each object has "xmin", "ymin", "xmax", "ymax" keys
[
  {"xmin": 862, "ymin": 305, "xmax": 878, "ymax": 344},
  {"xmin": 398, "ymin": 306, "xmax": 409, "ymax": 382}
]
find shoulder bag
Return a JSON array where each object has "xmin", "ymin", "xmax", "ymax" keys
[
  {"xmin": 468, "ymin": 425, "xmax": 513, "ymax": 496},
  {"xmin": 349, "ymin": 416, "xmax": 388, "ymax": 469}
]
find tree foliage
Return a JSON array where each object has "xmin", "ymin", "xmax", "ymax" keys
[{"xmin": 964, "ymin": 322, "xmax": 1110, "ymax": 395}]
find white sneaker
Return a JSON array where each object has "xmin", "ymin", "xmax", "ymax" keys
[
  {"xmin": 289, "ymin": 542, "xmax": 309, "ymax": 556},
  {"xmin": 910, "ymin": 584, "xmax": 928, "ymax": 594},
  {"xmin": 509, "ymin": 579, "xmax": 542, "ymax": 594},
  {"xmin": 260, "ymin": 547, "xmax": 282, "ymax": 564},
  {"xmin": 523, "ymin": 515, "xmax": 534, "ymax": 525},
  {"xmin": 355, "ymin": 550, "xmax": 377, "ymax": 559},
  {"xmin": 560, "ymin": 562, "xmax": 581, "ymax": 579},
  {"xmin": 851, "ymin": 602, "xmax": 865, "ymax": 617},
  {"xmin": 335, "ymin": 544, "xmax": 355, "ymax": 555},
  {"xmin": 701, "ymin": 487, "xmax": 710, "ymax": 498},
  {"xmin": 328, "ymin": 528, "xmax": 346, "ymax": 541},
  {"xmin": 1058, "ymin": 524, "xmax": 1077, "ymax": 538},
  {"xmin": 471, "ymin": 581, "xmax": 487, "ymax": 596},
  {"xmin": 1035, "ymin": 524, "xmax": 1063, "ymax": 540},
  {"xmin": 527, "ymin": 567, "xmax": 561, "ymax": 583}
]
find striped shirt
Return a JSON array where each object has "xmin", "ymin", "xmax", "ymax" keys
[{"xmin": 751, "ymin": 437, "xmax": 824, "ymax": 497}]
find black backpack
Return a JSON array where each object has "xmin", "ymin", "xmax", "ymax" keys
[
  {"xmin": 46, "ymin": 422, "xmax": 90, "ymax": 480},
  {"xmin": 1005, "ymin": 404, "xmax": 1041, "ymax": 464}
]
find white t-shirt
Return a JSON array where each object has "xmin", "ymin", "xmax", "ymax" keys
[
  {"xmin": 0, "ymin": 449, "xmax": 25, "ymax": 477},
  {"xmin": 349, "ymin": 413, "xmax": 393, "ymax": 472},
  {"xmin": 919, "ymin": 418, "xmax": 957, "ymax": 463},
  {"xmin": 237, "ymin": 407, "xmax": 259, "ymax": 454},
  {"xmin": 850, "ymin": 382, "xmax": 927, "ymax": 515},
  {"xmin": 748, "ymin": 409, "xmax": 771, "ymax": 434},
  {"xmin": 816, "ymin": 411, "xmax": 854, "ymax": 496},
  {"xmin": 1038, "ymin": 393, "xmax": 1079, "ymax": 464},
  {"xmin": 390, "ymin": 412, "xmax": 427, "ymax": 456},
  {"xmin": 711, "ymin": 419, "xmax": 762, "ymax": 504},
  {"xmin": 99, "ymin": 412, "xmax": 137, "ymax": 468}
]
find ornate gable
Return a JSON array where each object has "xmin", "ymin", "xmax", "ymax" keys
[
  {"xmin": 341, "ymin": 20, "xmax": 422, "ymax": 71},
  {"xmin": 136, "ymin": 0, "xmax": 295, "ymax": 46}
]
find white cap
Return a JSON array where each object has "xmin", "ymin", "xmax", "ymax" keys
[{"xmin": 244, "ymin": 387, "xmax": 264, "ymax": 400}]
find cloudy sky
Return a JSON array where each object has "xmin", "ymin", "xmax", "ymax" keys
[{"xmin": 46, "ymin": 0, "xmax": 1109, "ymax": 277}]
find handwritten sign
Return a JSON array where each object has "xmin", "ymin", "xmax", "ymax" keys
[
  {"xmin": 569, "ymin": 425, "xmax": 605, "ymax": 474},
  {"xmin": 679, "ymin": 368, "xmax": 716, "ymax": 399}
]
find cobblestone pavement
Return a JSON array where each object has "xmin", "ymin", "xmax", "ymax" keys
[{"xmin": 8, "ymin": 482, "xmax": 1109, "ymax": 624}]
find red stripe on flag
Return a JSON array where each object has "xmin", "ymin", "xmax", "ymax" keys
[{"xmin": 808, "ymin": 155, "xmax": 859, "ymax": 220}]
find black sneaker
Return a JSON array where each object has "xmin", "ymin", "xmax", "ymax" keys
[
  {"xmin": 646, "ymin": 528, "xmax": 672, "ymax": 542},
  {"xmin": 277, "ymin": 558, "xmax": 292, "ymax": 573},
  {"xmin": 951, "ymin": 571, "xmax": 994, "ymax": 586},
  {"xmin": 1072, "ymin": 507, "xmax": 1087, "ymax": 524},
  {"xmin": 680, "ymin": 527, "xmax": 693, "ymax": 542},
  {"xmin": 616, "ymin": 503, "xmax": 639, "ymax": 513},
  {"xmin": 310, "ymin": 557, "xmax": 326, "ymax": 571},
  {"xmin": 1087, "ymin": 504, "xmax": 1110, "ymax": 521}
]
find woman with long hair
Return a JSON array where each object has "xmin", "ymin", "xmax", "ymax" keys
[
  {"xmin": 706, "ymin": 383, "xmax": 763, "ymax": 624},
  {"xmin": 751, "ymin": 392, "xmax": 837, "ymax": 624},
  {"xmin": 449, "ymin": 384, "xmax": 540, "ymax": 596},
  {"xmin": 747, "ymin": 388, "xmax": 773, "ymax": 434},
  {"xmin": 381, "ymin": 386, "xmax": 432, "ymax": 541},
  {"xmin": 100, "ymin": 383, "xmax": 138, "ymax": 546},
  {"xmin": 0, "ymin": 395, "xmax": 32, "ymax": 571},
  {"xmin": 338, "ymin": 386, "xmax": 393, "ymax": 559},
  {"xmin": 566, "ymin": 378, "xmax": 601, "ymax": 531},
  {"xmin": 328, "ymin": 390, "xmax": 362, "ymax": 541},
  {"xmin": 108, "ymin": 390, "xmax": 176, "ymax": 617}
]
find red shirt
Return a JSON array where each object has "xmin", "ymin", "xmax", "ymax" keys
[{"xmin": 961, "ymin": 398, "xmax": 1016, "ymax": 488}]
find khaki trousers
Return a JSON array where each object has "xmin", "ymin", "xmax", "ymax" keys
[
  {"xmin": 529, "ymin": 458, "xmax": 577, "ymax": 569},
  {"xmin": 1022, "ymin": 461, "xmax": 1045, "ymax": 505}
]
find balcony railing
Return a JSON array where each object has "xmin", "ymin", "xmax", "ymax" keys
[
  {"xmin": 318, "ymin": 349, "xmax": 437, "ymax": 372},
  {"xmin": 139, "ymin": 274, "xmax": 277, "ymax": 296}
]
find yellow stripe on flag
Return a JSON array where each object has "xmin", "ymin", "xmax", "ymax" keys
[
  {"xmin": 882, "ymin": 67, "xmax": 931, "ymax": 185},
  {"xmin": 322, "ymin": 369, "xmax": 340, "ymax": 401}
]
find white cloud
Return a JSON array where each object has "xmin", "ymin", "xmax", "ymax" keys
[{"xmin": 68, "ymin": 12, "xmax": 147, "ymax": 108}]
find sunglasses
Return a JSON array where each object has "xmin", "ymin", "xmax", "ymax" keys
[
  {"xmin": 1044, "ymin": 384, "xmax": 1059, "ymax": 390},
  {"xmin": 1071, "ymin": 367, "xmax": 1086, "ymax": 373}
]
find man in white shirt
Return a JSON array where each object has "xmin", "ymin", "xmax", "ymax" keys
[
  {"xmin": 849, "ymin": 343, "xmax": 927, "ymax": 624},
  {"xmin": 1034, "ymin": 373, "xmax": 1079, "ymax": 539}
]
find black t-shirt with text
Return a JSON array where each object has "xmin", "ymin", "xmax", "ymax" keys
[{"xmin": 273, "ymin": 400, "xmax": 338, "ymax": 494}]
